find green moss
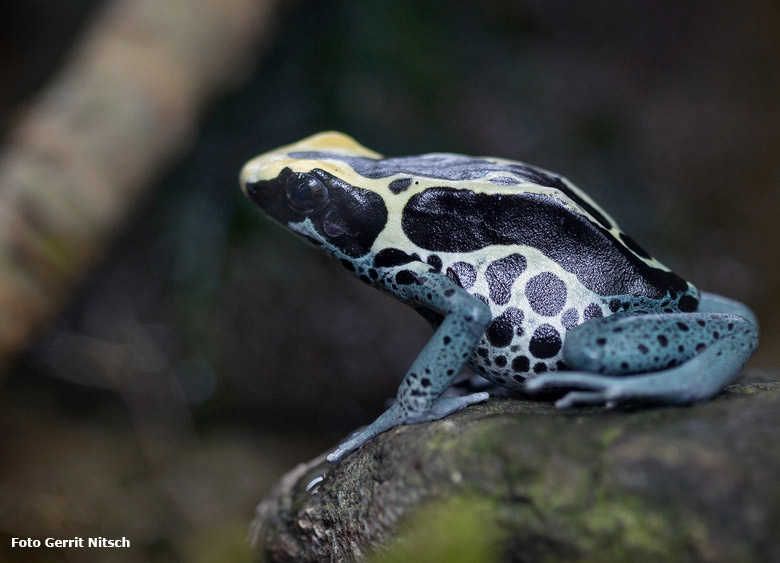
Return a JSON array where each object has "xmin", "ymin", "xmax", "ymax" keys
[{"xmin": 372, "ymin": 495, "xmax": 504, "ymax": 563}]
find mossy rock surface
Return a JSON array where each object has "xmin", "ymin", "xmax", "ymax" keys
[{"xmin": 251, "ymin": 370, "xmax": 780, "ymax": 562}]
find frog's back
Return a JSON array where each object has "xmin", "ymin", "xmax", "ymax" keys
[{"xmin": 294, "ymin": 150, "xmax": 700, "ymax": 383}]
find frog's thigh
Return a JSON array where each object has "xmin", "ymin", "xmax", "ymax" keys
[
  {"xmin": 698, "ymin": 291, "xmax": 758, "ymax": 328},
  {"xmin": 527, "ymin": 312, "xmax": 758, "ymax": 408},
  {"xmin": 327, "ymin": 266, "xmax": 492, "ymax": 463}
]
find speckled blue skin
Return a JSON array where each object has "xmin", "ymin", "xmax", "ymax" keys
[
  {"xmin": 240, "ymin": 132, "xmax": 760, "ymax": 463},
  {"xmin": 528, "ymin": 292, "xmax": 758, "ymax": 407}
]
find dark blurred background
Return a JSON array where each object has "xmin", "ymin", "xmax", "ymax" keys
[{"xmin": 1, "ymin": 0, "xmax": 778, "ymax": 561}]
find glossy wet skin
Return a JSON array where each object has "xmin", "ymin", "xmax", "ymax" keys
[{"xmin": 241, "ymin": 132, "xmax": 758, "ymax": 463}]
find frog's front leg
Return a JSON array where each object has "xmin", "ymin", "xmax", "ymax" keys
[
  {"xmin": 327, "ymin": 265, "xmax": 492, "ymax": 463},
  {"xmin": 525, "ymin": 294, "xmax": 758, "ymax": 409}
]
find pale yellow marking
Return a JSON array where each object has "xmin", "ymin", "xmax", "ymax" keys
[{"xmin": 241, "ymin": 131, "xmax": 676, "ymax": 275}]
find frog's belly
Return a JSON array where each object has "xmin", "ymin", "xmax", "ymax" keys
[{"xmin": 439, "ymin": 246, "xmax": 612, "ymax": 389}]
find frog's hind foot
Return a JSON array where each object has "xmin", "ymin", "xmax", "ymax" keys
[{"xmin": 326, "ymin": 392, "xmax": 488, "ymax": 464}]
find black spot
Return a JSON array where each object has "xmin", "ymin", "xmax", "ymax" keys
[
  {"xmin": 490, "ymin": 175, "xmax": 522, "ymax": 185},
  {"xmin": 727, "ymin": 322, "xmax": 734, "ymax": 330},
  {"xmin": 374, "ymin": 248, "xmax": 420, "ymax": 268},
  {"xmin": 246, "ymin": 167, "xmax": 387, "ymax": 258},
  {"xmin": 619, "ymin": 232, "xmax": 652, "ymax": 259},
  {"xmin": 696, "ymin": 343, "xmax": 706, "ymax": 352},
  {"xmin": 420, "ymin": 378, "xmax": 431, "ymax": 387},
  {"xmin": 596, "ymin": 338, "xmax": 607, "ymax": 346},
  {"xmin": 368, "ymin": 269, "xmax": 379, "ymax": 280},
  {"xmin": 696, "ymin": 319, "xmax": 706, "ymax": 327},
  {"xmin": 512, "ymin": 356, "xmax": 530, "ymax": 373},
  {"xmin": 485, "ymin": 253, "xmax": 527, "ymax": 305},
  {"xmin": 401, "ymin": 187, "xmax": 688, "ymax": 297},
  {"xmin": 427, "ymin": 254, "xmax": 443, "ymax": 271},
  {"xmin": 495, "ymin": 356, "xmax": 507, "ymax": 367},
  {"xmin": 513, "ymin": 374, "xmax": 525, "ymax": 383},
  {"xmin": 613, "ymin": 327, "xmax": 624, "ymax": 333},
  {"xmin": 446, "ymin": 369, "xmax": 454, "ymax": 375},
  {"xmin": 443, "ymin": 336, "xmax": 451, "ymax": 345},
  {"xmin": 562, "ymin": 308, "xmax": 579, "ymax": 331},
  {"xmin": 713, "ymin": 331, "xmax": 720, "ymax": 339},
  {"xmin": 678, "ymin": 294, "xmax": 698, "ymax": 312},
  {"xmin": 657, "ymin": 335, "xmax": 668, "ymax": 347},
  {"xmin": 676, "ymin": 322, "xmax": 690, "ymax": 332},
  {"xmin": 529, "ymin": 324, "xmax": 562, "ymax": 358},
  {"xmin": 638, "ymin": 344, "xmax": 649, "ymax": 354},
  {"xmin": 446, "ymin": 261, "xmax": 477, "ymax": 289},
  {"xmin": 395, "ymin": 270, "xmax": 417, "ymax": 285},
  {"xmin": 620, "ymin": 361, "xmax": 629, "ymax": 370},
  {"xmin": 477, "ymin": 347, "xmax": 489, "ymax": 358},
  {"xmin": 533, "ymin": 363, "xmax": 548, "ymax": 374},
  {"xmin": 584, "ymin": 303, "xmax": 603, "ymax": 320},
  {"xmin": 486, "ymin": 308, "xmax": 524, "ymax": 348},
  {"xmin": 388, "ymin": 177, "xmax": 413, "ymax": 194},
  {"xmin": 444, "ymin": 288, "xmax": 455, "ymax": 297},
  {"xmin": 340, "ymin": 259, "xmax": 356, "ymax": 272},
  {"xmin": 666, "ymin": 359, "xmax": 678, "ymax": 368},
  {"xmin": 609, "ymin": 299, "xmax": 621, "ymax": 313},
  {"xmin": 525, "ymin": 272, "xmax": 567, "ymax": 316}
]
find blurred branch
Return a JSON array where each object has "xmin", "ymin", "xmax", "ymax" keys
[{"xmin": 0, "ymin": 0, "xmax": 288, "ymax": 367}]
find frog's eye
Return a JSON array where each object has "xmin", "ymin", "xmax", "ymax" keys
[{"xmin": 285, "ymin": 172, "xmax": 329, "ymax": 213}]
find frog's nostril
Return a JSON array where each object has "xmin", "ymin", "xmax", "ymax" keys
[{"xmin": 244, "ymin": 181, "xmax": 259, "ymax": 197}]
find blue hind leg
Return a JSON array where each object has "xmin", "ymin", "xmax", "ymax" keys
[{"xmin": 525, "ymin": 294, "xmax": 758, "ymax": 408}]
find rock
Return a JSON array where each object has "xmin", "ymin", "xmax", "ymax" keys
[{"xmin": 251, "ymin": 371, "xmax": 780, "ymax": 562}]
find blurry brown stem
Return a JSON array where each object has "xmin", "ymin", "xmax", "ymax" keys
[{"xmin": 0, "ymin": 0, "xmax": 286, "ymax": 367}]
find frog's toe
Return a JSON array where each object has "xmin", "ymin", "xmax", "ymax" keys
[
  {"xmin": 427, "ymin": 392, "xmax": 489, "ymax": 419},
  {"xmin": 554, "ymin": 390, "xmax": 610, "ymax": 409}
]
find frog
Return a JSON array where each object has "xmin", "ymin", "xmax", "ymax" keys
[{"xmin": 240, "ymin": 131, "xmax": 759, "ymax": 463}]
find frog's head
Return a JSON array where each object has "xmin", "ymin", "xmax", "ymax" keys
[{"xmin": 240, "ymin": 132, "xmax": 388, "ymax": 258}]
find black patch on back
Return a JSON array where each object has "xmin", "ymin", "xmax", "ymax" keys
[
  {"xmin": 374, "ymin": 248, "xmax": 420, "ymax": 268},
  {"xmin": 402, "ymin": 187, "xmax": 688, "ymax": 298},
  {"xmin": 388, "ymin": 178, "xmax": 413, "ymax": 194},
  {"xmin": 245, "ymin": 167, "xmax": 387, "ymax": 258},
  {"xmin": 485, "ymin": 254, "xmax": 527, "ymax": 306},
  {"xmin": 288, "ymin": 151, "xmax": 613, "ymax": 229},
  {"xmin": 446, "ymin": 261, "xmax": 477, "ymax": 290},
  {"xmin": 525, "ymin": 272, "xmax": 567, "ymax": 316}
]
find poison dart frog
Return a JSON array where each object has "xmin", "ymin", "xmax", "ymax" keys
[{"xmin": 240, "ymin": 132, "xmax": 759, "ymax": 463}]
